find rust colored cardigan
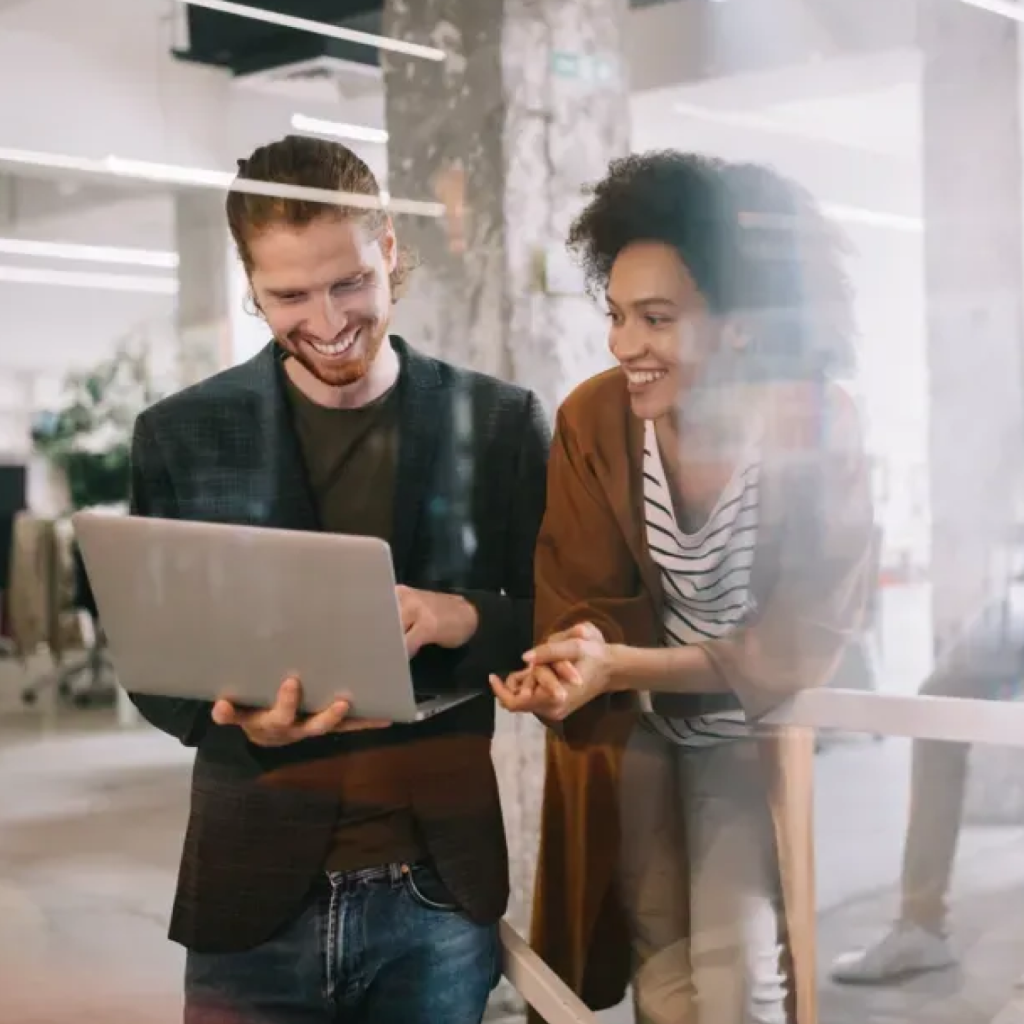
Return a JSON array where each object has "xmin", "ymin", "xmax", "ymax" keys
[{"xmin": 528, "ymin": 369, "xmax": 874, "ymax": 1024}]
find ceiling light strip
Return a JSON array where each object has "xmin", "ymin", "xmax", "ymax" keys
[
  {"xmin": 671, "ymin": 107, "xmax": 923, "ymax": 233},
  {"xmin": 0, "ymin": 148, "xmax": 443, "ymax": 219},
  {"xmin": 173, "ymin": 0, "xmax": 446, "ymax": 62},
  {"xmin": 0, "ymin": 237, "xmax": 179, "ymax": 268},
  {"xmin": 0, "ymin": 264, "xmax": 179, "ymax": 294},
  {"xmin": 957, "ymin": 0, "xmax": 1024, "ymax": 20},
  {"xmin": 674, "ymin": 102, "xmax": 795, "ymax": 136},
  {"xmin": 821, "ymin": 203, "xmax": 923, "ymax": 233},
  {"xmin": 291, "ymin": 114, "xmax": 389, "ymax": 145}
]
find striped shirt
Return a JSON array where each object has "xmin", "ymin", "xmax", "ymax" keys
[{"xmin": 641, "ymin": 418, "xmax": 762, "ymax": 746}]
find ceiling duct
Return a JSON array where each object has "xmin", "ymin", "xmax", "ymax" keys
[
  {"xmin": 232, "ymin": 51, "xmax": 382, "ymax": 103},
  {"xmin": 173, "ymin": 1, "xmax": 385, "ymax": 100}
]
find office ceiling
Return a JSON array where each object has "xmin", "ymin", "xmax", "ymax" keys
[
  {"xmin": 175, "ymin": 0, "xmax": 681, "ymax": 76},
  {"xmin": 177, "ymin": 1, "xmax": 385, "ymax": 75}
]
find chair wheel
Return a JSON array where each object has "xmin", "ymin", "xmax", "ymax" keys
[
  {"xmin": 57, "ymin": 680, "xmax": 71, "ymax": 697},
  {"xmin": 21, "ymin": 689, "xmax": 37, "ymax": 705}
]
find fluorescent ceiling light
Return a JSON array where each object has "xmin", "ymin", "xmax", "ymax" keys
[
  {"xmin": 674, "ymin": 102, "xmax": 797, "ymax": 137},
  {"xmin": 102, "ymin": 155, "xmax": 234, "ymax": 188},
  {"xmin": 742, "ymin": 202, "xmax": 921, "ymax": 233},
  {"xmin": 291, "ymin": 114, "xmax": 389, "ymax": 145},
  {"xmin": 958, "ymin": 0, "xmax": 1024, "ymax": 19},
  {"xmin": 0, "ymin": 146, "xmax": 100, "ymax": 175},
  {"xmin": 821, "ymin": 203, "xmax": 923, "ymax": 233},
  {"xmin": 0, "ymin": 147, "xmax": 443, "ymax": 219},
  {"xmin": 0, "ymin": 265, "xmax": 178, "ymax": 294},
  {"xmin": 0, "ymin": 147, "xmax": 919, "ymax": 234},
  {"xmin": 172, "ymin": 0, "xmax": 446, "ymax": 61},
  {"xmin": 0, "ymin": 237, "xmax": 178, "ymax": 269}
]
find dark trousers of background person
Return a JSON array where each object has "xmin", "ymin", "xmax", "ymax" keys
[{"xmin": 901, "ymin": 588, "xmax": 1024, "ymax": 934}]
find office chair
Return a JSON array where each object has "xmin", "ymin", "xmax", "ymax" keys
[
  {"xmin": 54, "ymin": 545, "xmax": 116, "ymax": 707},
  {"xmin": 0, "ymin": 512, "xmax": 15, "ymax": 659},
  {"xmin": 20, "ymin": 542, "xmax": 117, "ymax": 708},
  {"xmin": 0, "ymin": 466, "xmax": 26, "ymax": 659}
]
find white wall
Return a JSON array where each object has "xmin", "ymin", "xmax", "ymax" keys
[
  {"xmin": 625, "ymin": 0, "xmax": 916, "ymax": 94},
  {"xmin": 0, "ymin": 0, "xmax": 229, "ymax": 168}
]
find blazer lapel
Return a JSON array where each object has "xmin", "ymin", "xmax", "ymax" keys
[
  {"xmin": 247, "ymin": 344, "xmax": 320, "ymax": 533},
  {"xmin": 242, "ymin": 338, "xmax": 446, "ymax": 568},
  {"xmin": 607, "ymin": 403, "xmax": 663, "ymax": 608},
  {"xmin": 389, "ymin": 337, "xmax": 444, "ymax": 582}
]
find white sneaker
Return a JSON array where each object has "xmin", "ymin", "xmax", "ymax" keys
[
  {"xmin": 990, "ymin": 974, "xmax": 1024, "ymax": 1024},
  {"xmin": 830, "ymin": 922, "xmax": 956, "ymax": 984},
  {"xmin": 992, "ymin": 997, "xmax": 1024, "ymax": 1024}
]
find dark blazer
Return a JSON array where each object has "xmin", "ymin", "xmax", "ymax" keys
[{"xmin": 128, "ymin": 337, "xmax": 550, "ymax": 953}]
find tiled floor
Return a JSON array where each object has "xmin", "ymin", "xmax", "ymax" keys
[
  {"xmin": 3, "ymin": 585, "xmax": 1024, "ymax": 1024},
  {"xmin": 0, "ymin": 716, "xmax": 190, "ymax": 1022}
]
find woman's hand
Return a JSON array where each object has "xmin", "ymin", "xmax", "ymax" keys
[
  {"xmin": 490, "ymin": 622, "xmax": 615, "ymax": 721},
  {"xmin": 490, "ymin": 663, "xmax": 570, "ymax": 720},
  {"xmin": 526, "ymin": 621, "xmax": 616, "ymax": 688}
]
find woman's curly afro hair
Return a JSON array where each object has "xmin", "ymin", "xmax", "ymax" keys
[{"xmin": 567, "ymin": 151, "xmax": 856, "ymax": 380}]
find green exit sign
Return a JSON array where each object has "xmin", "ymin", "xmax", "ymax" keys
[{"xmin": 551, "ymin": 51, "xmax": 618, "ymax": 85}]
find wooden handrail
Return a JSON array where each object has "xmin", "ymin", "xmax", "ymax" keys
[
  {"xmin": 499, "ymin": 918, "xmax": 601, "ymax": 1024},
  {"xmin": 766, "ymin": 686, "xmax": 1024, "ymax": 748}
]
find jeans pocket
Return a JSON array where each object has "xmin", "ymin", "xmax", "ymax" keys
[{"xmin": 402, "ymin": 865, "xmax": 462, "ymax": 913}]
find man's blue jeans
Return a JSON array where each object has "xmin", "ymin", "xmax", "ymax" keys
[{"xmin": 184, "ymin": 863, "xmax": 501, "ymax": 1024}]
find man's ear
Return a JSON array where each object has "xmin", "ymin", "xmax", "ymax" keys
[{"xmin": 381, "ymin": 219, "xmax": 399, "ymax": 274}]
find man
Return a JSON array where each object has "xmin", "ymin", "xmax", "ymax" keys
[
  {"xmin": 128, "ymin": 135, "xmax": 549, "ymax": 1024},
  {"xmin": 832, "ymin": 582, "xmax": 1024, "ymax": 1022}
]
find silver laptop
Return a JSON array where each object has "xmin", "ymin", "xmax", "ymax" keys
[{"xmin": 72, "ymin": 511, "xmax": 481, "ymax": 724}]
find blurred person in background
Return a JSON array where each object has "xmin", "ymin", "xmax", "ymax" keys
[
  {"xmin": 493, "ymin": 152, "xmax": 874, "ymax": 1024},
  {"xmin": 831, "ymin": 588, "xmax": 1024, "ymax": 1020},
  {"xmin": 128, "ymin": 135, "xmax": 549, "ymax": 1024}
]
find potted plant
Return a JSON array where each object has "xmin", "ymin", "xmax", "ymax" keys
[{"xmin": 32, "ymin": 341, "xmax": 159, "ymax": 512}]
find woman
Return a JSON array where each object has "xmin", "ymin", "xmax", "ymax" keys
[{"xmin": 491, "ymin": 153, "xmax": 874, "ymax": 1024}]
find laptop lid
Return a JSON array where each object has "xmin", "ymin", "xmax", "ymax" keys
[{"xmin": 72, "ymin": 512, "xmax": 421, "ymax": 722}]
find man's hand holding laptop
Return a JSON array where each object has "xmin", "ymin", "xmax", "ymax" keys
[
  {"xmin": 211, "ymin": 676, "xmax": 390, "ymax": 747},
  {"xmin": 210, "ymin": 584, "xmax": 480, "ymax": 747}
]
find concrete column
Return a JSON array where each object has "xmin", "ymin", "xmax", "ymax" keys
[
  {"xmin": 382, "ymin": 1, "xmax": 629, "ymax": 1016},
  {"xmin": 921, "ymin": 8, "xmax": 1024, "ymax": 653},
  {"xmin": 174, "ymin": 191, "xmax": 243, "ymax": 384},
  {"xmin": 383, "ymin": 0, "xmax": 628, "ymax": 409}
]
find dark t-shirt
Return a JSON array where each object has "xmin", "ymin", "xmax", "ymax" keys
[
  {"xmin": 280, "ymin": 368, "xmax": 426, "ymax": 872},
  {"xmin": 285, "ymin": 370, "xmax": 397, "ymax": 543}
]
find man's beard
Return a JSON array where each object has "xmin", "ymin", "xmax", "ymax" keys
[{"xmin": 280, "ymin": 318, "xmax": 388, "ymax": 388}]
